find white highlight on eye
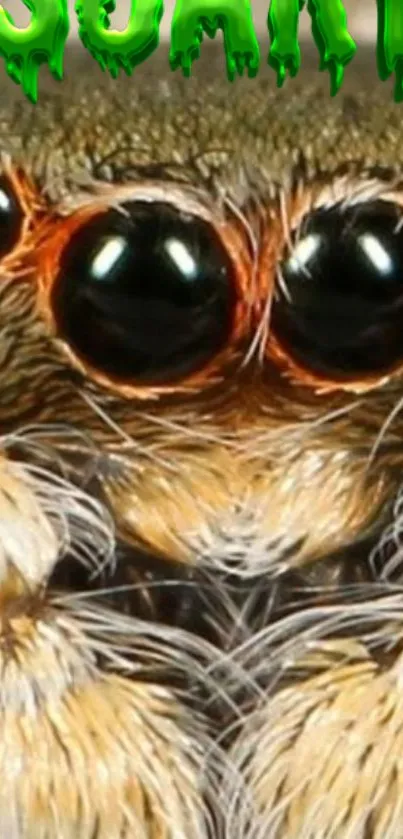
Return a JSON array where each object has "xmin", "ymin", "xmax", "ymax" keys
[
  {"xmin": 164, "ymin": 237, "xmax": 197, "ymax": 280},
  {"xmin": 358, "ymin": 233, "xmax": 394, "ymax": 275},
  {"xmin": 91, "ymin": 236, "xmax": 126, "ymax": 280},
  {"xmin": 0, "ymin": 190, "xmax": 10, "ymax": 213},
  {"xmin": 287, "ymin": 233, "xmax": 321, "ymax": 275}
]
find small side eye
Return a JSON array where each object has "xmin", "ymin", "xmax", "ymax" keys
[
  {"xmin": 50, "ymin": 201, "xmax": 237, "ymax": 386},
  {"xmin": 271, "ymin": 200, "xmax": 403, "ymax": 379},
  {"xmin": 0, "ymin": 176, "xmax": 23, "ymax": 257}
]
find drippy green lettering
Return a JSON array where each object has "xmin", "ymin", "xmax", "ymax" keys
[
  {"xmin": 268, "ymin": 0, "xmax": 356, "ymax": 95},
  {"xmin": 0, "ymin": 0, "xmax": 69, "ymax": 103},
  {"xmin": 308, "ymin": 0, "xmax": 356, "ymax": 95},
  {"xmin": 170, "ymin": 0, "xmax": 260, "ymax": 80},
  {"xmin": 268, "ymin": 0, "xmax": 302, "ymax": 86},
  {"xmin": 75, "ymin": 0, "xmax": 163, "ymax": 77},
  {"xmin": 377, "ymin": 0, "xmax": 403, "ymax": 102}
]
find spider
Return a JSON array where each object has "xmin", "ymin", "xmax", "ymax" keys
[{"xmin": 0, "ymin": 41, "xmax": 402, "ymax": 839}]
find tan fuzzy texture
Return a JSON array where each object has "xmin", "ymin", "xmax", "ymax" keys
[{"xmin": 0, "ymin": 42, "xmax": 403, "ymax": 838}]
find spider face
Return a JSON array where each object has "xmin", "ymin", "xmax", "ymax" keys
[{"xmin": 0, "ymin": 44, "xmax": 403, "ymax": 839}]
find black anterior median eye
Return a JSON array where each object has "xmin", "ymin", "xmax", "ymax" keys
[
  {"xmin": 52, "ymin": 201, "xmax": 236, "ymax": 384},
  {"xmin": 272, "ymin": 200, "xmax": 403, "ymax": 377},
  {"xmin": 0, "ymin": 177, "xmax": 22, "ymax": 256}
]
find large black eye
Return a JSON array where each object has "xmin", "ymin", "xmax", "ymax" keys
[
  {"xmin": 272, "ymin": 200, "xmax": 403, "ymax": 377},
  {"xmin": 52, "ymin": 201, "xmax": 236, "ymax": 384},
  {"xmin": 0, "ymin": 177, "xmax": 22, "ymax": 256}
]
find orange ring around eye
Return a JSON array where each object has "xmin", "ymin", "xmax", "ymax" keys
[
  {"xmin": 34, "ymin": 198, "xmax": 254, "ymax": 399},
  {"xmin": 261, "ymin": 183, "xmax": 403, "ymax": 396},
  {"xmin": 0, "ymin": 161, "xmax": 44, "ymax": 273}
]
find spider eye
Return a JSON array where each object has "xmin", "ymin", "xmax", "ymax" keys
[
  {"xmin": 272, "ymin": 200, "xmax": 403, "ymax": 377},
  {"xmin": 0, "ymin": 177, "xmax": 23, "ymax": 257},
  {"xmin": 51, "ymin": 201, "xmax": 236, "ymax": 385}
]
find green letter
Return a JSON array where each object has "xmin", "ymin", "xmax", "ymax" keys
[
  {"xmin": 267, "ymin": 0, "xmax": 356, "ymax": 95},
  {"xmin": 308, "ymin": 0, "xmax": 356, "ymax": 95},
  {"xmin": 170, "ymin": 0, "xmax": 260, "ymax": 80},
  {"xmin": 0, "ymin": 0, "xmax": 69, "ymax": 103},
  {"xmin": 268, "ymin": 0, "xmax": 302, "ymax": 86},
  {"xmin": 377, "ymin": 0, "xmax": 403, "ymax": 102},
  {"xmin": 75, "ymin": 0, "xmax": 163, "ymax": 77}
]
